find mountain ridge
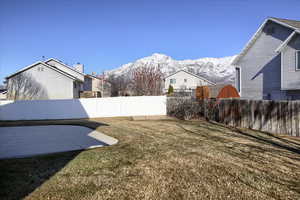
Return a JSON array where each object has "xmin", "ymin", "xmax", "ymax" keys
[{"xmin": 106, "ymin": 53, "xmax": 237, "ymax": 84}]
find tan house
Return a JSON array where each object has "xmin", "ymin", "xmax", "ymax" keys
[{"xmin": 82, "ymin": 74, "xmax": 111, "ymax": 98}]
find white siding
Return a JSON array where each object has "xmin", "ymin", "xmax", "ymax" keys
[
  {"xmin": 7, "ymin": 63, "xmax": 75, "ymax": 100},
  {"xmin": 164, "ymin": 71, "xmax": 212, "ymax": 92}
]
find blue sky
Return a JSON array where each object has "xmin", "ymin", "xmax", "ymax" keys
[{"xmin": 1, "ymin": 0, "xmax": 300, "ymax": 82}]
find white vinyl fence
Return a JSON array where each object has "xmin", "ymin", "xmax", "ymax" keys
[{"xmin": 0, "ymin": 96, "xmax": 166, "ymax": 121}]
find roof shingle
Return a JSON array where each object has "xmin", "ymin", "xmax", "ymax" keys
[{"xmin": 270, "ymin": 17, "xmax": 300, "ymax": 30}]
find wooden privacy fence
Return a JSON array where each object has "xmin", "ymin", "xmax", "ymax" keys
[{"xmin": 167, "ymin": 98, "xmax": 300, "ymax": 137}]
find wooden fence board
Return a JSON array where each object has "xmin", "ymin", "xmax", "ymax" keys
[{"xmin": 192, "ymin": 99, "xmax": 300, "ymax": 137}]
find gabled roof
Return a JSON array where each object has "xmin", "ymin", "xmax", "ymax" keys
[
  {"xmin": 5, "ymin": 62, "xmax": 78, "ymax": 81},
  {"xmin": 85, "ymin": 74, "xmax": 111, "ymax": 84},
  {"xmin": 232, "ymin": 17, "xmax": 300, "ymax": 65},
  {"xmin": 165, "ymin": 69, "xmax": 216, "ymax": 85},
  {"xmin": 45, "ymin": 58, "xmax": 85, "ymax": 76},
  {"xmin": 270, "ymin": 17, "xmax": 300, "ymax": 30}
]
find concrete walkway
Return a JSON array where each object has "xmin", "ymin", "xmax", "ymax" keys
[{"xmin": 0, "ymin": 125, "xmax": 118, "ymax": 159}]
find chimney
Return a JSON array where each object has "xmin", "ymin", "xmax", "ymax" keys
[{"xmin": 73, "ymin": 62, "xmax": 84, "ymax": 73}]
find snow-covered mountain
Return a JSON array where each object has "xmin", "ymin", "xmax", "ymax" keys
[{"xmin": 106, "ymin": 53, "xmax": 237, "ymax": 84}]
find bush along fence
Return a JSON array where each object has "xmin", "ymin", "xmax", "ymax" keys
[{"xmin": 167, "ymin": 97, "xmax": 300, "ymax": 137}]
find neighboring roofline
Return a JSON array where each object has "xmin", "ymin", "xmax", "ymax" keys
[
  {"xmin": 45, "ymin": 58, "xmax": 85, "ymax": 76},
  {"xmin": 48, "ymin": 64, "xmax": 82, "ymax": 81},
  {"xmin": 232, "ymin": 19, "xmax": 269, "ymax": 65},
  {"xmin": 232, "ymin": 17, "xmax": 300, "ymax": 65},
  {"xmin": 5, "ymin": 62, "xmax": 79, "ymax": 81},
  {"xmin": 164, "ymin": 69, "xmax": 216, "ymax": 85},
  {"xmin": 85, "ymin": 74, "xmax": 102, "ymax": 80},
  {"xmin": 270, "ymin": 17, "xmax": 300, "ymax": 30},
  {"xmin": 5, "ymin": 61, "xmax": 46, "ymax": 79},
  {"xmin": 85, "ymin": 74, "xmax": 111, "ymax": 84}
]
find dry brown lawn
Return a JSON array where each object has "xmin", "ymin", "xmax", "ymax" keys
[{"xmin": 0, "ymin": 117, "xmax": 300, "ymax": 200}]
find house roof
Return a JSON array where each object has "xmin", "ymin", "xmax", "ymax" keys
[
  {"xmin": 85, "ymin": 74, "xmax": 102, "ymax": 80},
  {"xmin": 232, "ymin": 17, "xmax": 300, "ymax": 65},
  {"xmin": 165, "ymin": 69, "xmax": 216, "ymax": 85},
  {"xmin": 270, "ymin": 17, "xmax": 300, "ymax": 30},
  {"xmin": 45, "ymin": 58, "xmax": 85, "ymax": 76},
  {"xmin": 5, "ymin": 62, "xmax": 79, "ymax": 81},
  {"xmin": 85, "ymin": 74, "xmax": 111, "ymax": 85}
]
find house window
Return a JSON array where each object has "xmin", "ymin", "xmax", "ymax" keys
[
  {"xmin": 296, "ymin": 51, "xmax": 300, "ymax": 70},
  {"xmin": 170, "ymin": 79, "xmax": 176, "ymax": 84},
  {"xmin": 74, "ymin": 82, "xmax": 77, "ymax": 89},
  {"xmin": 236, "ymin": 68, "xmax": 241, "ymax": 92},
  {"xmin": 184, "ymin": 79, "xmax": 187, "ymax": 83}
]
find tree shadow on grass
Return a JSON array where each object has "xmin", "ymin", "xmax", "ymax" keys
[
  {"xmin": 0, "ymin": 151, "xmax": 81, "ymax": 199},
  {"xmin": 202, "ymin": 120, "xmax": 300, "ymax": 155},
  {"xmin": 230, "ymin": 127, "xmax": 300, "ymax": 155},
  {"xmin": 0, "ymin": 120, "xmax": 109, "ymax": 200},
  {"xmin": 177, "ymin": 120, "xmax": 300, "ymax": 198},
  {"xmin": 177, "ymin": 120, "xmax": 300, "ymax": 164}
]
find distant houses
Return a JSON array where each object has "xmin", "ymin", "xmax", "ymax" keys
[
  {"xmin": 5, "ymin": 58, "xmax": 111, "ymax": 100},
  {"xmin": 233, "ymin": 17, "xmax": 300, "ymax": 100},
  {"xmin": 164, "ymin": 70, "xmax": 215, "ymax": 94},
  {"xmin": 82, "ymin": 74, "xmax": 111, "ymax": 98}
]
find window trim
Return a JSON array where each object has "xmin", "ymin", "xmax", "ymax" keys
[{"xmin": 296, "ymin": 50, "xmax": 300, "ymax": 71}]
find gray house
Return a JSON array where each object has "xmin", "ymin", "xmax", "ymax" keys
[
  {"xmin": 233, "ymin": 17, "xmax": 300, "ymax": 100},
  {"xmin": 6, "ymin": 58, "xmax": 85, "ymax": 100}
]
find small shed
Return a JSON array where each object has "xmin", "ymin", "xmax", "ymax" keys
[{"xmin": 196, "ymin": 84, "xmax": 240, "ymax": 100}]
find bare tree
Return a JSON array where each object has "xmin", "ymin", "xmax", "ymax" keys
[
  {"xmin": 7, "ymin": 73, "xmax": 47, "ymax": 100},
  {"xmin": 107, "ymin": 74, "xmax": 131, "ymax": 96},
  {"xmin": 131, "ymin": 64, "xmax": 163, "ymax": 96}
]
